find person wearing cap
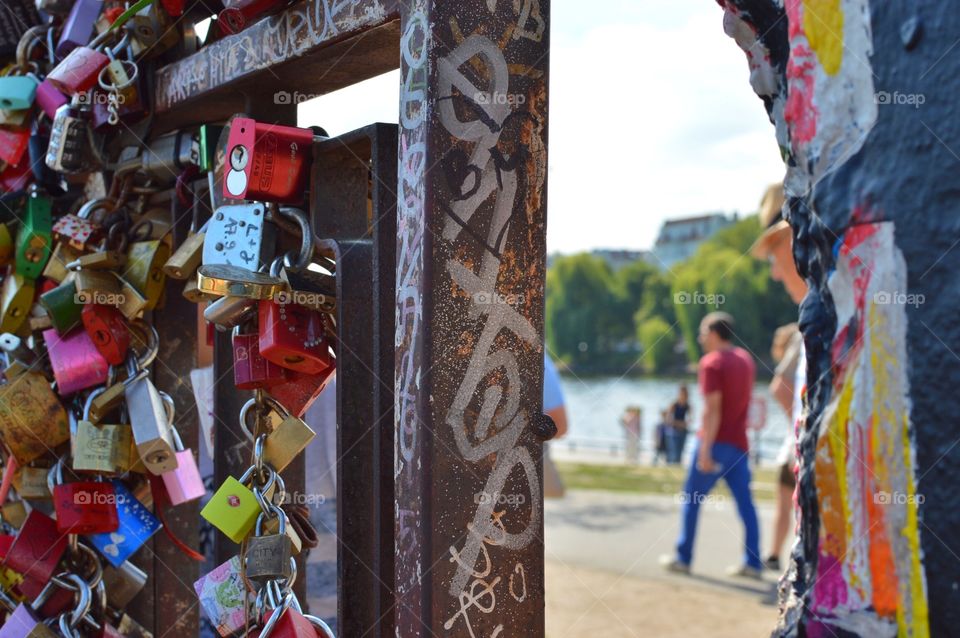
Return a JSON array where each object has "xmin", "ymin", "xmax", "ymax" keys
[{"xmin": 751, "ymin": 184, "xmax": 808, "ymax": 572}]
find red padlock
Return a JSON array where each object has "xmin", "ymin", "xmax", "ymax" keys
[
  {"xmin": 0, "ymin": 159, "xmax": 32, "ymax": 192},
  {"xmin": 234, "ymin": 329, "xmax": 287, "ymax": 390},
  {"xmin": 81, "ymin": 304, "xmax": 130, "ymax": 366},
  {"xmin": 223, "ymin": 117, "xmax": 314, "ymax": 203},
  {"xmin": 267, "ymin": 367, "xmax": 335, "ymax": 418},
  {"xmin": 51, "ymin": 463, "xmax": 120, "ymax": 535},
  {"xmin": 0, "ymin": 127, "xmax": 29, "ymax": 167},
  {"xmin": 253, "ymin": 605, "xmax": 331, "ymax": 637},
  {"xmin": 258, "ymin": 301, "xmax": 332, "ymax": 374},
  {"xmin": 2, "ymin": 510, "xmax": 67, "ymax": 591},
  {"xmin": 45, "ymin": 46, "xmax": 110, "ymax": 96}
]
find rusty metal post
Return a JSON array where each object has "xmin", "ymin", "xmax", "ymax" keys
[{"xmin": 395, "ymin": 0, "xmax": 551, "ymax": 635}]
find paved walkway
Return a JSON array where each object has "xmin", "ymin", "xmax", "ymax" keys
[{"xmin": 545, "ymin": 490, "xmax": 791, "ymax": 637}]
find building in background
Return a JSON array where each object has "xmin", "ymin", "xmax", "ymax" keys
[
  {"xmin": 590, "ymin": 249, "xmax": 654, "ymax": 272},
  {"xmin": 651, "ymin": 213, "xmax": 736, "ymax": 269}
]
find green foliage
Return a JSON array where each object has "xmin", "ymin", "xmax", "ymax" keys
[
  {"xmin": 546, "ymin": 215, "xmax": 797, "ymax": 374},
  {"xmin": 637, "ymin": 316, "xmax": 676, "ymax": 373}
]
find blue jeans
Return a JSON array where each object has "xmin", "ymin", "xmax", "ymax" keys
[{"xmin": 675, "ymin": 442, "xmax": 762, "ymax": 569}]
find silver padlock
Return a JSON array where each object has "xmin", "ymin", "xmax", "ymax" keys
[
  {"xmin": 46, "ymin": 96, "xmax": 102, "ymax": 174},
  {"xmin": 202, "ymin": 204, "xmax": 276, "ymax": 272},
  {"xmin": 123, "ymin": 325, "xmax": 177, "ymax": 474},
  {"xmin": 203, "ymin": 295, "xmax": 257, "ymax": 332},
  {"xmin": 102, "ymin": 560, "xmax": 148, "ymax": 610}
]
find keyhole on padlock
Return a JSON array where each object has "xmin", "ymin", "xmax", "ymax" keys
[
  {"xmin": 94, "ymin": 329, "xmax": 110, "ymax": 345},
  {"xmin": 0, "ymin": 98, "xmax": 11, "ymax": 109},
  {"xmin": 230, "ymin": 145, "xmax": 248, "ymax": 171},
  {"xmin": 284, "ymin": 355, "xmax": 305, "ymax": 365},
  {"xmin": 150, "ymin": 267, "xmax": 162, "ymax": 282}
]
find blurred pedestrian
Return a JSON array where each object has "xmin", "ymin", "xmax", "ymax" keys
[
  {"xmin": 653, "ymin": 409, "xmax": 670, "ymax": 465},
  {"xmin": 666, "ymin": 384, "xmax": 691, "ymax": 464},
  {"xmin": 620, "ymin": 406, "xmax": 642, "ymax": 464},
  {"xmin": 661, "ymin": 312, "xmax": 762, "ymax": 578},
  {"xmin": 543, "ymin": 353, "xmax": 568, "ymax": 498},
  {"xmin": 751, "ymin": 183, "xmax": 809, "ymax": 572}
]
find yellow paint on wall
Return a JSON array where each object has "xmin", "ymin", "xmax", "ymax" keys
[{"xmin": 803, "ymin": 0, "xmax": 845, "ymax": 75}]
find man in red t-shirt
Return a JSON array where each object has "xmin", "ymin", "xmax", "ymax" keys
[{"xmin": 661, "ymin": 312, "xmax": 763, "ymax": 578}]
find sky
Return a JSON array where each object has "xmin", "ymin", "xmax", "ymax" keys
[{"xmin": 298, "ymin": 0, "xmax": 785, "ymax": 254}]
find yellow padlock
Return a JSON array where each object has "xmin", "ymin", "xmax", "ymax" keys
[
  {"xmin": 125, "ymin": 240, "xmax": 170, "ymax": 311},
  {"xmin": 0, "ymin": 274, "xmax": 34, "ymax": 333},
  {"xmin": 0, "ymin": 371, "xmax": 69, "ymax": 464}
]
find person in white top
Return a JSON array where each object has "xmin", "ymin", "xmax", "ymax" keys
[{"xmin": 751, "ymin": 184, "xmax": 809, "ymax": 572}]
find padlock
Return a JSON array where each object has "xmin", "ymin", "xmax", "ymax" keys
[
  {"xmin": 51, "ymin": 199, "xmax": 106, "ymax": 252},
  {"xmin": 160, "ymin": 427, "xmax": 204, "ymax": 506},
  {"xmin": 38, "ymin": 279, "xmax": 82, "ymax": 334},
  {"xmin": 252, "ymin": 604, "xmax": 332, "ymax": 638},
  {"xmin": 111, "ymin": 614, "xmax": 153, "ymax": 638},
  {"xmin": 48, "ymin": 31, "xmax": 128, "ymax": 96},
  {"xmin": 101, "ymin": 560, "xmax": 147, "ymax": 610},
  {"xmin": 200, "ymin": 475, "xmax": 263, "ymax": 544},
  {"xmin": 233, "ymin": 328, "xmax": 286, "ymax": 390},
  {"xmin": 193, "ymin": 556, "xmax": 248, "ymax": 637},
  {"xmin": 0, "ymin": 333, "xmax": 37, "ymax": 366},
  {"xmin": 0, "ymin": 371, "xmax": 69, "ymax": 464},
  {"xmin": 42, "ymin": 243, "xmax": 82, "ymax": 283},
  {"xmin": 2, "ymin": 511, "xmax": 66, "ymax": 592},
  {"xmin": 45, "ymin": 98, "xmax": 101, "ymax": 174},
  {"xmin": 0, "ymin": 108, "xmax": 29, "ymax": 128},
  {"xmin": 0, "ymin": 76, "xmax": 37, "ymax": 112},
  {"xmin": 267, "ymin": 367, "xmax": 335, "ymax": 418},
  {"xmin": 223, "ymin": 117, "xmax": 314, "ymax": 203},
  {"xmin": 0, "ymin": 502, "xmax": 26, "ymax": 529},
  {"xmin": 12, "ymin": 465, "xmax": 51, "ymax": 500},
  {"xmin": 0, "ymin": 602, "xmax": 58, "ymax": 637},
  {"xmin": 137, "ymin": 130, "xmax": 200, "ymax": 182},
  {"xmin": 0, "ymin": 274, "xmax": 34, "ymax": 334},
  {"xmin": 198, "ymin": 264, "xmax": 286, "ymax": 300},
  {"xmin": 257, "ymin": 399, "xmax": 315, "ymax": 473},
  {"xmin": 74, "ymin": 268, "xmax": 121, "ymax": 305},
  {"xmin": 0, "ymin": 127, "xmax": 29, "ymax": 168},
  {"xmin": 34, "ymin": 80, "xmax": 68, "ymax": 120},
  {"xmin": 73, "ymin": 388, "xmax": 133, "ymax": 474},
  {"xmin": 129, "ymin": 1, "xmax": 179, "ymax": 58},
  {"xmin": 202, "ymin": 203, "xmax": 276, "ymax": 271},
  {"xmin": 81, "ymin": 304, "xmax": 129, "ymax": 366},
  {"xmin": 67, "ymin": 250, "xmax": 126, "ymax": 271},
  {"xmin": 87, "ymin": 364, "xmax": 145, "ymax": 425},
  {"xmin": 88, "ymin": 481, "xmax": 161, "ymax": 567},
  {"xmin": 163, "ymin": 222, "xmax": 206, "ymax": 280},
  {"xmin": 0, "ymin": 225, "xmax": 13, "ymax": 269},
  {"xmin": 125, "ymin": 353, "xmax": 178, "ymax": 474},
  {"xmin": 55, "ymin": 0, "xmax": 102, "ymax": 58},
  {"xmin": 49, "ymin": 461, "xmax": 119, "ymax": 535},
  {"xmin": 259, "ymin": 300, "xmax": 332, "ymax": 374},
  {"xmin": 115, "ymin": 275, "xmax": 148, "ymax": 320},
  {"xmin": 44, "ymin": 327, "xmax": 109, "ymax": 396},
  {"xmin": 245, "ymin": 504, "xmax": 292, "ymax": 582},
  {"xmin": 124, "ymin": 240, "xmax": 170, "ymax": 311},
  {"xmin": 14, "ymin": 191, "xmax": 51, "ymax": 279},
  {"xmin": 204, "ymin": 295, "xmax": 257, "ymax": 331},
  {"xmin": 261, "ymin": 514, "xmax": 303, "ymax": 555}
]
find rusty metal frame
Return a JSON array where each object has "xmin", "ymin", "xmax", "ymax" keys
[{"xmin": 152, "ymin": 0, "xmax": 550, "ymax": 635}]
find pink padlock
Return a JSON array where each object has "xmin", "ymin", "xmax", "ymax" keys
[
  {"xmin": 35, "ymin": 80, "xmax": 69, "ymax": 120},
  {"xmin": 160, "ymin": 428, "xmax": 205, "ymax": 505},
  {"xmin": 43, "ymin": 328, "xmax": 109, "ymax": 396}
]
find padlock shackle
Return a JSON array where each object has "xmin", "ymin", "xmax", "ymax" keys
[
  {"xmin": 276, "ymin": 207, "xmax": 314, "ymax": 274},
  {"xmin": 254, "ymin": 502, "xmax": 286, "ymax": 536},
  {"xmin": 304, "ymin": 614, "xmax": 337, "ymax": 638}
]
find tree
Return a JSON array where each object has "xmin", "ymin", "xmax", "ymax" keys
[{"xmin": 637, "ymin": 316, "xmax": 676, "ymax": 373}]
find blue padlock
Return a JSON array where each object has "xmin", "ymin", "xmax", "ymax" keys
[
  {"xmin": 87, "ymin": 481, "xmax": 162, "ymax": 567},
  {"xmin": 0, "ymin": 76, "xmax": 38, "ymax": 111}
]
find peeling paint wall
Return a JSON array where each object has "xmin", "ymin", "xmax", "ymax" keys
[{"xmin": 716, "ymin": 1, "xmax": 958, "ymax": 636}]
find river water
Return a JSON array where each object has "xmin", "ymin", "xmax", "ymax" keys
[{"xmin": 553, "ymin": 375, "xmax": 790, "ymax": 465}]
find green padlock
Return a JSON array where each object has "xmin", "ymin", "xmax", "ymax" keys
[
  {"xmin": 200, "ymin": 476, "xmax": 262, "ymax": 544},
  {"xmin": 0, "ymin": 76, "xmax": 38, "ymax": 111},
  {"xmin": 0, "ymin": 274, "xmax": 34, "ymax": 333},
  {"xmin": 199, "ymin": 124, "xmax": 224, "ymax": 173},
  {"xmin": 15, "ymin": 193, "xmax": 52, "ymax": 280},
  {"xmin": 125, "ymin": 240, "xmax": 170, "ymax": 311},
  {"xmin": 39, "ymin": 280, "xmax": 83, "ymax": 334}
]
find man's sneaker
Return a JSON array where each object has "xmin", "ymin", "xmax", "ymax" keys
[
  {"xmin": 659, "ymin": 555, "xmax": 691, "ymax": 575},
  {"xmin": 727, "ymin": 564, "xmax": 763, "ymax": 580}
]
